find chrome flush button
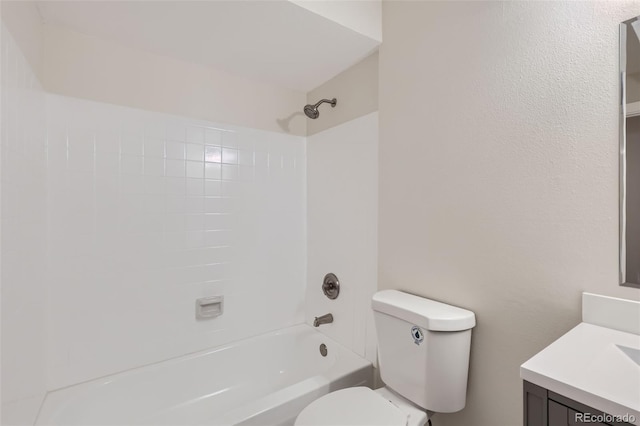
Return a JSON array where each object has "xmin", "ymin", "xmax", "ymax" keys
[{"xmin": 411, "ymin": 326, "xmax": 424, "ymax": 345}]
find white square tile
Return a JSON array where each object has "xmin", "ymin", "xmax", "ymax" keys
[
  {"xmin": 205, "ymin": 213, "xmax": 234, "ymax": 230},
  {"xmin": 185, "ymin": 196, "xmax": 204, "ymax": 214},
  {"xmin": 205, "ymin": 145, "xmax": 222, "ymax": 163},
  {"xmin": 167, "ymin": 122, "xmax": 186, "ymax": 141},
  {"xmin": 95, "ymin": 151, "xmax": 119, "ymax": 175},
  {"xmin": 238, "ymin": 150, "xmax": 254, "ymax": 166},
  {"xmin": 205, "ymin": 129, "xmax": 222, "ymax": 145},
  {"xmin": 121, "ymin": 134, "xmax": 144, "ymax": 156},
  {"xmin": 96, "ymin": 131, "xmax": 120, "ymax": 154},
  {"xmin": 222, "ymin": 148, "xmax": 238, "ymax": 164},
  {"xmin": 222, "ymin": 131, "xmax": 237, "ymax": 147},
  {"xmin": 186, "ymin": 178, "xmax": 204, "ymax": 196},
  {"xmin": 186, "ymin": 126, "xmax": 205, "ymax": 144},
  {"xmin": 67, "ymin": 128, "xmax": 95, "ymax": 152},
  {"xmin": 121, "ymin": 155, "xmax": 144, "ymax": 175},
  {"xmin": 120, "ymin": 173, "xmax": 145, "ymax": 194},
  {"xmin": 165, "ymin": 177, "xmax": 186, "ymax": 195},
  {"xmin": 254, "ymin": 151, "xmax": 268, "ymax": 169},
  {"xmin": 186, "ymin": 161, "xmax": 204, "ymax": 179},
  {"xmin": 222, "ymin": 181, "xmax": 240, "ymax": 197},
  {"xmin": 238, "ymin": 165, "xmax": 254, "ymax": 182},
  {"xmin": 47, "ymin": 125, "xmax": 69, "ymax": 152},
  {"xmin": 47, "ymin": 146, "xmax": 68, "ymax": 171},
  {"xmin": 164, "ymin": 214, "xmax": 185, "ymax": 233},
  {"xmin": 186, "ymin": 214, "xmax": 204, "ymax": 231},
  {"xmin": 204, "ymin": 230, "xmax": 234, "ymax": 247},
  {"xmin": 144, "ymin": 157, "xmax": 165, "ymax": 176},
  {"xmin": 165, "ymin": 195, "xmax": 186, "ymax": 214},
  {"xmin": 144, "ymin": 121, "xmax": 166, "ymax": 140},
  {"xmin": 166, "ymin": 159, "xmax": 185, "ymax": 177},
  {"xmin": 67, "ymin": 149, "xmax": 94, "ymax": 173},
  {"xmin": 165, "ymin": 141, "xmax": 185, "ymax": 160},
  {"xmin": 205, "ymin": 163, "xmax": 221, "ymax": 180},
  {"xmin": 205, "ymin": 180, "xmax": 221, "ymax": 196},
  {"xmin": 186, "ymin": 231, "xmax": 205, "ymax": 249},
  {"xmin": 144, "ymin": 176, "xmax": 165, "ymax": 194},
  {"xmin": 186, "ymin": 144, "xmax": 204, "ymax": 162},
  {"xmin": 222, "ymin": 164, "xmax": 238, "ymax": 181},
  {"xmin": 144, "ymin": 138, "xmax": 165, "ymax": 158}
]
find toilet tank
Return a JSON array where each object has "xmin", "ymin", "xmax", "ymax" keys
[{"xmin": 372, "ymin": 290, "xmax": 476, "ymax": 413}]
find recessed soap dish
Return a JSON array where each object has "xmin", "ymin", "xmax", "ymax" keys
[{"xmin": 196, "ymin": 296, "xmax": 224, "ymax": 320}]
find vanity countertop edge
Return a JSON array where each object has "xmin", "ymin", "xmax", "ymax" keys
[{"xmin": 520, "ymin": 322, "xmax": 640, "ymax": 425}]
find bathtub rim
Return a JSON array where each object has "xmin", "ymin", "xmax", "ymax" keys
[{"xmin": 35, "ymin": 323, "xmax": 372, "ymax": 425}]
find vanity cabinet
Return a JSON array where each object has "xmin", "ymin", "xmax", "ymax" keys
[{"xmin": 523, "ymin": 381, "xmax": 634, "ymax": 426}]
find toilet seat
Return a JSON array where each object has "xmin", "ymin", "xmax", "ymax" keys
[{"xmin": 294, "ymin": 387, "xmax": 427, "ymax": 426}]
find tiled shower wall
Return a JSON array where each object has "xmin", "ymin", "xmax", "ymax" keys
[
  {"xmin": 306, "ymin": 112, "xmax": 378, "ymax": 364},
  {"xmin": 45, "ymin": 96, "xmax": 307, "ymax": 389},
  {"xmin": 2, "ymin": 12, "xmax": 308, "ymax": 404},
  {"xmin": 1, "ymin": 23, "xmax": 48, "ymax": 422}
]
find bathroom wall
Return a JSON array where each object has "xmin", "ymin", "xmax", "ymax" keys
[
  {"xmin": 42, "ymin": 25, "xmax": 307, "ymax": 136},
  {"xmin": 0, "ymin": 22, "xmax": 48, "ymax": 425},
  {"xmin": 0, "ymin": 1, "xmax": 43, "ymax": 81},
  {"xmin": 1, "ymin": 3, "xmax": 382, "ymax": 424},
  {"xmin": 305, "ymin": 52, "xmax": 379, "ymax": 362},
  {"xmin": 290, "ymin": 0, "xmax": 382, "ymax": 43},
  {"xmin": 306, "ymin": 52, "xmax": 379, "ymax": 136},
  {"xmin": 45, "ymin": 95, "xmax": 306, "ymax": 390},
  {"xmin": 379, "ymin": 2, "xmax": 640, "ymax": 426},
  {"xmin": 306, "ymin": 112, "xmax": 378, "ymax": 364},
  {"xmin": 0, "ymin": 0, "xmax": 309, "ymax": 397}
]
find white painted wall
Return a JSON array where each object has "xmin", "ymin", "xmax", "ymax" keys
[
  {"xmin": 307, "ymin": 52, "xmax": 378, "ymax": 136},
  {"xmin": 38, "ymin": 0, "xmax": 380, "ymax": 93},
  {"xmin": 0, "ymin": 1, "xmax": 44, "ymax": 81},
  {"xmin": 306, "ymin": 112, "xmax": 378, "ymax": 364},
  {"xmin": 290, "ymin": 0, "xmax": 382, "ymax": 42},
  {"xmin": 43, "ymin": 24, "xmax": 307, "ymax": 137},
  {"xmin": 44, "ymin": 95, "xmax": 306, "ymax": 390},
  {"xmin": 379, "ymin": 2, "xmax": 640, "ymax": 425},
  {"xmin": 0, "ymin": 22, "xmax": 48, "ymax": 425}
]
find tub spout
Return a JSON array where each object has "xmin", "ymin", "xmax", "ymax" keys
[{"xmin": 313, "ymin": 313, "xmax": 333, "ymax": 327}]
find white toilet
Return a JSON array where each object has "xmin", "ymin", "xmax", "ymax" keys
[{"xmin": 295, "ymin": 290, "xmax": 476, "ymax": 426}]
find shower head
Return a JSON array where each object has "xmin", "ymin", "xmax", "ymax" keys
[
  {"xmin": 303, "ymin": 98, "xmax": 337, "ymax": 119},
  {"xmin": 303, "ymin": 104, "xmax": 320, "ymax": 119}
]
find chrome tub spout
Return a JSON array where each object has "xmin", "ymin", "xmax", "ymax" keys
[{"xmin": 313, "ymin": 313, "xmax": 333, "ymax": 327}]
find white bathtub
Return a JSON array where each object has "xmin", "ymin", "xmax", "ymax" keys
[{"xmin": 35, "ymin": 324, "xmax": 372, "ymax": 426}]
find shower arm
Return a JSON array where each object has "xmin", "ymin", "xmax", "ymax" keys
[{"xmin": 313, "ymin": 98, "xmax": 337, "ymax": 109}]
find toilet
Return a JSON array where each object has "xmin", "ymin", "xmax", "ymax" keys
[{"xmin": 295, "ymin": 290, "xmax": 476, "ymax": 426}]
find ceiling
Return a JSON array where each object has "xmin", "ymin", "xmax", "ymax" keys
[{"xmin": 36, "ymin": 1, "xmax": 380, "ymax": 92}]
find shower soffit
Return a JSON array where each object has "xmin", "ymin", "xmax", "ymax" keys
[{"xmin": 35, "ymin": 0, "xmax": 381, "ymax": 92}]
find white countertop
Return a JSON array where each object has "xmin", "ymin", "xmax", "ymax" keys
[{"xmin": 521, "ymin": 322, "xmax": 640, "ymax": 425}]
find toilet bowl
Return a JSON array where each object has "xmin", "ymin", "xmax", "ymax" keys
[
  {"xmin": 295, "ymin": 290, "xmax": 476, "ymax": 426},
  {"xmin": 294, "ymin": 386, "xmax": 427, "ymax": 426}
]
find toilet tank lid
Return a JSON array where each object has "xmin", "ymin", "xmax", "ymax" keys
[{"xmin": 372, "ymin": 290, "xmax": 476, "ymax": 331}]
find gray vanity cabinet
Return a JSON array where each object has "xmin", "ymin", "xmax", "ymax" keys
[{"xmin": 523, "ymin": 381, "xmax": 633, "ymax": 426}]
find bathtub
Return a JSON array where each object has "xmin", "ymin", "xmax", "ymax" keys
[{"xmin": 35, "ymin": 324, "xmax": 372, "ymax": 426}]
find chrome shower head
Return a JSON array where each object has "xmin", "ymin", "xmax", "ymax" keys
[
  {"xmin": 304, "ymin": 104, "xmax": 320, "ymax": 119},
  {"xmin": 303, "ymin": 98, "xmax": 337, "ymax": 119}
]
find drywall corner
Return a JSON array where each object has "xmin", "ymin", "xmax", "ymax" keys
[
  {"xmin": 306, "ymin": 52, "xmax": 378, "ymax": 136},
  {"xmin": 0, "ymin": 1, "xmax": 44, "ymax": 82}
]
